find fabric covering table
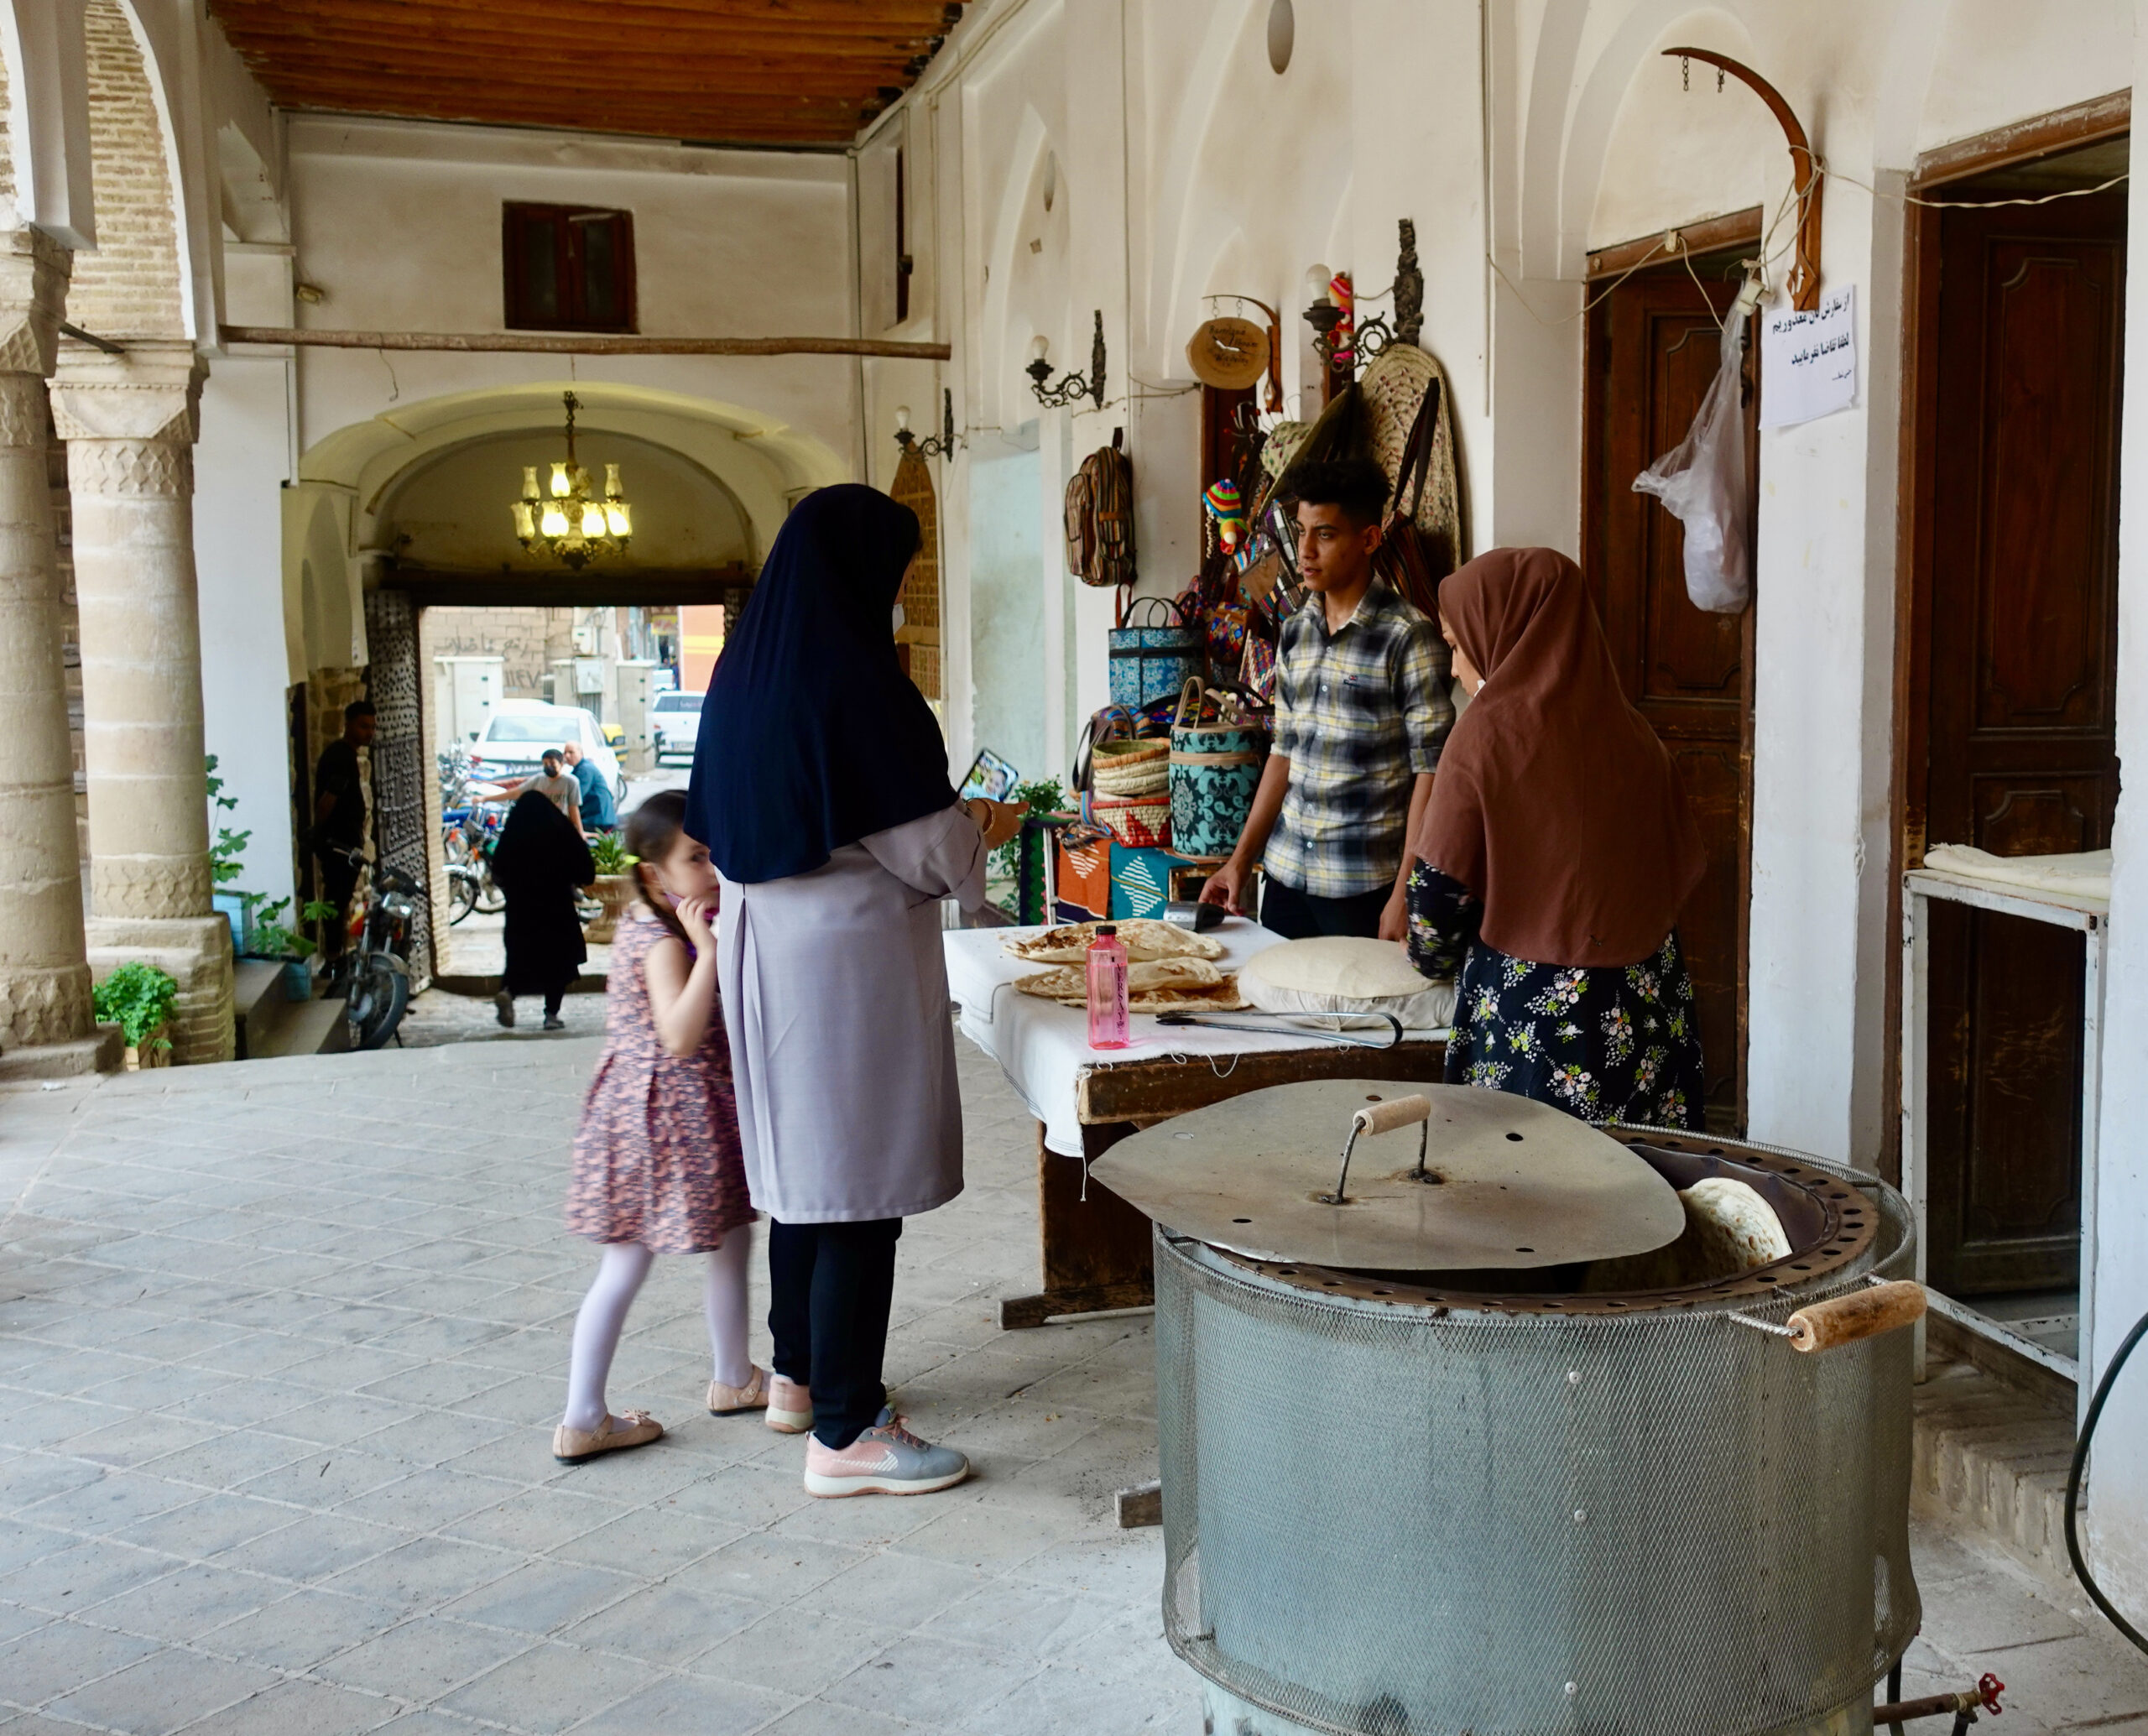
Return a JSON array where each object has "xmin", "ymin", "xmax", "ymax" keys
[{"xmin": 945, "ymin": 919, "xmax": 1450, "ymax": 1326}]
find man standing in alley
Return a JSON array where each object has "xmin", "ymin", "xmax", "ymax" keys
[
  {"xmin": 561, "ymin": 739, "xmax": 618, "ymax": 835},
  {"xmin": 312, "ymin": 699, "xmax": 375, "ymax": 961}
]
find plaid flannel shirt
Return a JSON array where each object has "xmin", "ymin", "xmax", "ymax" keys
[{"xmin": 1264, "ymin": 582, "xmax": 1452, "ymax": 899}]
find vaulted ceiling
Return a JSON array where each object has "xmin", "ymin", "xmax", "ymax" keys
[{"xmin": 206, "ymin": 0, "xmax": 965, "ymax": 147}]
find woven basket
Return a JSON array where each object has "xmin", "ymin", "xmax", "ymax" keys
[
  {"xmin": 1091, "ymin": 738, "xmax": 1170, "ymax": 798},
  {"xmin": 1091, "ymin": 792, "xmax": 1171, "ymax": 848}
]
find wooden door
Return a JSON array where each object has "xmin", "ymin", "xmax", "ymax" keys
[
  {"xmin": 1921, "ymin": 191, "xmax": 2124, "ymax": 1296},
  {"xmin": 1585, "ymin": 257, "xmax": 1755, "ymax": 1132}
]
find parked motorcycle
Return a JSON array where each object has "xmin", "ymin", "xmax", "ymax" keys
[{"xmin": 322, "ymin": 849, "xmax": 420, "ymax": 1049}]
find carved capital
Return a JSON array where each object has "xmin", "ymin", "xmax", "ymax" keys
[
  {"xmin": 0, "ymin": 962, "xmax": 95, "ymax": 1049},
  {"xmin": 66, "ymin": 435, "xmax": 192, "ymax": 498},
  {"xmin": 91, "ymin": 856, "xmax": 212, "ymax": 921},
  {"xmin": 50, "ymin": 341, "xmax": 206, "ymax": 446},
  {"xmin": 0, "ymin": 373, "xmax": 51, "ymax": 447},
  {"xmin": 0, "ymin": 229, "xmax": 74, "ymax": 381}
]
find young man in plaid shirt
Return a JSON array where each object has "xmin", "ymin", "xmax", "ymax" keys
[{"xmin": 1200, "ymin": 458, "xmax": 1452, "ymax": 941}]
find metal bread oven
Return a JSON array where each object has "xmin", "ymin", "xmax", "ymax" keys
[{"xmin": 1093, "ymin": 1082, "xmax": 1922, "ymax": 1736}]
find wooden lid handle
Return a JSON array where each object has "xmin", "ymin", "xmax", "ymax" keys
[
  {"xmin": 1353, "ymin": 1094, "xmax": 1432, "ymax": 1137},
  {"xmin": 1786, "ymin": 1280, "xmax": 1926, "ymax": 1353}
]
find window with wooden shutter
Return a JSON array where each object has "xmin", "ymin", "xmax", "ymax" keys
[{"xmin": 503, "ymin": 203, "xmax": 638, "ymax": 333}]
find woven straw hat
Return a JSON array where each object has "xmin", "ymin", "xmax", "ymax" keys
[{"xmin": 1358, "ymin": 344, "xmax": 1463, "ymax": 561}]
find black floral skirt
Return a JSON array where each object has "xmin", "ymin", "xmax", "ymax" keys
[{"xmin": 1407, "ymin": 864, "xmax": 1707, "ymax": 1129}]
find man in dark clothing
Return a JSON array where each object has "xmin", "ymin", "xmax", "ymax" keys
[
  {"xmin": 560, "ymin": 739, "xmax": 618, "ymax": 833},
  {"xmin": 312, "ymin": 701, "xmax": 375, "ymax": 959}
]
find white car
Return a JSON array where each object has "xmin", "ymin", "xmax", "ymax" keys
[
  {"xmin": 652, "ymin": 690, "xmax": 706, "ymax": 765},
  {"xmin": 468, "ymin": 701, "xmax": 626, "ymax": 799}
]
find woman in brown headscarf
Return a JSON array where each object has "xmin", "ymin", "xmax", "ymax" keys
[{"xmin": 1404, "ymin": 548, "xmax": 1708, "ymax": 1127}]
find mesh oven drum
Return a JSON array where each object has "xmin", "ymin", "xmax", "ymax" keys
[{"xmin": 1155, "ymin": 1159, "xmax": 1918, "ymax": 1736}]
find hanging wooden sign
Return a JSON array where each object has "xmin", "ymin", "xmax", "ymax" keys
[{"xmin": 1186, "ymin": 317, "xmax": 1271, "ymax": 391}]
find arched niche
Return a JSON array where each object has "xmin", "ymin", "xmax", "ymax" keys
[{"xmin": 374, "ymin": 429, "xmax": 754, "ymax": 574}]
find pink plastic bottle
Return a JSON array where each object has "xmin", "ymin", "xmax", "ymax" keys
[{"xmin": 1086, "ymin": 924, "xmax": 1130, "ymax": 1049}]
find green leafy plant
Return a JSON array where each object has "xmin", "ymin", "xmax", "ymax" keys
[
  {"xmin": 206, "ymin": 754, "xmax": 251, "ymax": 886},
  {"xmin": 248, "ymin": 897, "xmax": 317, "ymax": 961},
  {"xmin": 302, "ymin": 899, "xmax": 341, "ymax": 926},
  {"xmin": 589, "ymin": 833, "xmax": 635, "ymax": 876},
  {"xmin": 990, "ymin": 777, "xmax": 1066, "ymax": 882},
  {"xmin": 92, "ymin": 962, "xmax": 179, "ymax": 1050}
]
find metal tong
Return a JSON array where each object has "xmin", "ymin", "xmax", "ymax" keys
[{"xmin": 1152, "ymin": 1010, "xmax": 1405, "ymax": 1050}]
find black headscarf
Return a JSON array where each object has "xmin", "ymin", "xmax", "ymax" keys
[{"xmin": 689, "ymin": 484, "xmax": 955, "ymax": 883}]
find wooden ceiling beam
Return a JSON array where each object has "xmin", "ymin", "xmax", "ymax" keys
[
  {"xmin": 212, "ymin": 0, "xmax": 955, "ymax": 44},
  {"xmin": 233, "ymin": 50, "xmax": 924, "ymax": 95},
  {"xmin": 260, "ymin": 81, "xmax": 869, "ymax": 122},
  {"xmin": 214, "ymin": 0, "xmax": 957, "ymax": 29},
  {"xmin": 276, "ymin": 96, "xmax": 863, "ymax": 143},
  {"xmin": 218, "ymin": 17, "xmax": 946, "ymax": 62}
]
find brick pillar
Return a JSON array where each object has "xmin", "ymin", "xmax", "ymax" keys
[
  {"xmin": 0, "ymin": 232, "xmax": 118, "ymax": 1077},
  {"xmin": 51, "ymin": 340, "xmax": 233, "ymax": 1066}
]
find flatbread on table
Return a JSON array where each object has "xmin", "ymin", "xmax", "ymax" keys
[
  {"xmin": 1013, "ymin": 956, "xmax": 1247, "ymax": 1014},
  {"xmin": 1005, "ymin": 917, "xmax": 1225, "ymax": 965}
]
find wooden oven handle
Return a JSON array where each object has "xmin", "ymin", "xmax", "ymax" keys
[{"xmin": 1785, "ymin": 1280, "xmax": 1926, "ymax": 1353}]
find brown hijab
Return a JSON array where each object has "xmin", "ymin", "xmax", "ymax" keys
[{"xmin": 1410, "ymin": 548, "xmax": 1705, "ymax": 967}]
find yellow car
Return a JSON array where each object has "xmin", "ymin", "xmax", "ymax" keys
[{"xmin": 600, "ymin": 722, "xmax": 625, "ymax": 748}]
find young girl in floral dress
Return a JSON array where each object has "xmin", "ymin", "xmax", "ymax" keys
[{"xmin": 554, "ymin": 790, "xmax": 767, "ymax": 1462}]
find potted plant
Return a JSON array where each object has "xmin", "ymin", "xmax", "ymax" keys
[
  {"xmin": 92, "ymin": 962, "xmax": 180, "ymax": 1071},
  {"xmin": 206, "ymin": 755, "xmax": 253, "ymax": 952},
  {"xmin": 583, "ymin": 832, "xmax": 638, "ymax": 944},
  {"xmin": 248, "ymin": 898, "xmax": 320, "ymax": 999}
]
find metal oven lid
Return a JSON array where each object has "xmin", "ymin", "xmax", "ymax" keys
[{"xmin": 1089, "ymin": 1079, "xmax": 1683, "ymax": 1270}]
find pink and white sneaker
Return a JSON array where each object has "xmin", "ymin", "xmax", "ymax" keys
[
  {"xmin": 803, "ymin": 1417, "xmax": 969, "ymax": 1498},
  {"xmin": 764, "ymin": 1373, "xmax": 814, "ymax": 1435}
]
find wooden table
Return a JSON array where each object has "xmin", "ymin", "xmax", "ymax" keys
[{"xmin": 943, "ymin": 921, "xmax": 1452, "ymax": 1327}]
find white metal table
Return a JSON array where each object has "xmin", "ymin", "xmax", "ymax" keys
[{"xmin": 1900, "ymin": 866, "xmax": 2107, "ymax": 1423}]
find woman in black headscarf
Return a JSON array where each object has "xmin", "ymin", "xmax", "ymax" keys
[
  {"xmin": 688, "ymin": 484, "xmax": 1024, "ymax": 1500},
  {"xmin": 490, "ymin": 790, "xmax": 595, "ymax": 1031}
]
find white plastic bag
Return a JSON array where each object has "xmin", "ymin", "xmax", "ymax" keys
[{"xmin": 1632, "ymin": 295, "xmax": 1754, "ymax": 613}]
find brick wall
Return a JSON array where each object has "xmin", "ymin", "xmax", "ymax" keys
[
  {"xmin": 0, "ymin": 39, "xmax": 17, "ymax": 207},
  {"xmin": 70, "ymin": 0, "xmax": 184, "ymax": 340},
  {"xmin": 420, "ymin": 605, "xmax": 577, "ymax": 697}
]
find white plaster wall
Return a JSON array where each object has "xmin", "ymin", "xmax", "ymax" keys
[
  {"xmin": 283, "ymin": 117, "xmax": 859, "ymax": 477},
  {"xmin": 2084, "ymin": 0, "xmax": 2148, "ymax": 1625},
  {"xmin": 194, "ymin": 352, "xmax": 295, "ymax": 907}
]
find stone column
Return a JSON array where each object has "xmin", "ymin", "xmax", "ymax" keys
[
  {"xmin": 51, "ymin": 340, "xmax": 233, "ymax": 1066},
  {"xmin": 0, "ymin": 231, "xmax": 119, "ymax": 1077}
]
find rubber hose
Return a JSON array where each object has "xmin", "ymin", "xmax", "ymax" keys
[{"xmin": 2065, "ymin": 1306, "xmax": 2148, "ymax": 1655}]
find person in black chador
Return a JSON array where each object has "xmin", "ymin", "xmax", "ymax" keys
[
  {"xmin": 491, "ymin": 790, "xmax": 594, "ymax": 1031},
  {"xmin": 311, "ymin": 700, "xmax": 376, "ymax": 962}
]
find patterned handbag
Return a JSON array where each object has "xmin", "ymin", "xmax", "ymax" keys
[
  {"xmin": 1107, "ymin": 597, "xmax": 1202, "ymax": 709},
  {"xmin": 1169, "ymin": 678, "xmax": 1269, "ymax": 861}
]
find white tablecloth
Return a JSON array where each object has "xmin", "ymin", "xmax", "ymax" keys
[{"xmin": 944, "ymin": 920, "xmax": 1448, "ymax": 1155}]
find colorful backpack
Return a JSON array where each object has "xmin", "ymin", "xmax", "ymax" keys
[{"xmin": 1064, "ymin": 430, "xmax": 1137, "ymax": 588}]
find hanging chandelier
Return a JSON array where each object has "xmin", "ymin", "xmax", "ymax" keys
[{"xmin": 511, "ymin": 391, "xmax": 631, "ymax": 569}]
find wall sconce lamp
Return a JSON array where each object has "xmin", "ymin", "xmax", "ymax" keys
[
  {"xmin": 1027, "ymin": 310, "xmax": 1107, "ymax": 410},
  {"xmin": 1301, "ymin": 263, "xmax": 1345, "ymax": 351},
  {"xmin": 894, "ymin": 389, "xmax": 961, "ymax": 459}
]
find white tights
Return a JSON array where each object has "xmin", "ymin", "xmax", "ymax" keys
[{"xmin": 561, "ymin": 1228, "xmax": 754, "ymax": 1431}]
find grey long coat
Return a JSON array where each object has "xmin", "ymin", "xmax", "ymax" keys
[{"xmin": 717, "ymin": 803, "xmax": 987, "ymax": 1223}]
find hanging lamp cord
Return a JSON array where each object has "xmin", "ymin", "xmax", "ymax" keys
[{"xmin": 2066, "ymin": 1306, "xmax": 2148, "ymax": 1655}]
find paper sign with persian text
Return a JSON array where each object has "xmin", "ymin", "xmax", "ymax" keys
[{"xmin": 1760, "ymin": 285, "xmax": 1857, "ymax": 429}]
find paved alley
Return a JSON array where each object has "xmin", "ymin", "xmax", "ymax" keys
[{"xmin": 1, "ymin": 1038, "xmax": 2145, "ymax": 1734}]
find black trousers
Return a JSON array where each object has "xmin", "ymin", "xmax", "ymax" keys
[
  {"xmin": 768, "ymin": 1217, "xmax": 902, "ymax": 1450},
  {"xmin": 317, "ymin": 852, "xmax": 362, "ymax": 961},
  {"xmin": 1259, "ymin": 875, "xmax": 1391, "ymax": 941}
]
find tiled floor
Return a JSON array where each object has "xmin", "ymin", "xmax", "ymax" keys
[{"xmin": 3, "ymin": 1036, "xmax": 2146, "ymax": 1734}]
